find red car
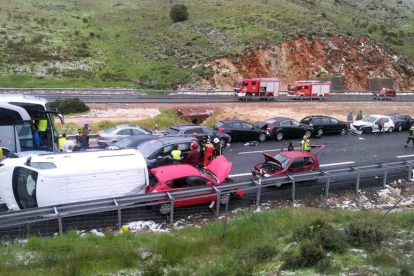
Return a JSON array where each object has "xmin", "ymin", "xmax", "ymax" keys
[
  {"xmin": 372, "ymin": 88, "xmax": 396, "ymax": 100},
  {"xmin": 252, "ymin": 145, "xmax": 325, "ymax": 181},
  {"xmin": 148, "ymin": 156, "xmax": 242, "ymax": 214}
]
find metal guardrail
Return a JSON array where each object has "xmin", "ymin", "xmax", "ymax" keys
[{"xmin": 0, "ymin": 159, "xmax": 412, "ymax": 234}]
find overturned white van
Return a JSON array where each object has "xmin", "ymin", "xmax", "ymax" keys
[{"xmin": 0, "ymin": 149, "xmax": 149, "ymax": 211}]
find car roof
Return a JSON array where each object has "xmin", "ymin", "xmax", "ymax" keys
[
  {"xmin": 385, "ymin": 113, "xmax": 407, "ymax": 116},
  {"xmin": 279, "ymin": 150, "xmax": 315, "ymax": 158},
  {"xmin": 219, "ymin": 120, "xmax": 246, "ymax": 123},
  {"xmin": 170, "ymin": 125, "xmax": 210, "ymax": 130},
  {"xmin": 115, "ymin": 124, "xmax": 143, "ymax": 129},
  {"xmin": 142, "ymin": 136, "xmax": 195, "ymax": 145},
  {"xmin": 151, "ymin": 164, "xmax": 201, "ymax": 182},
  {"xmin": 267, "ymin": 117, "xmax": 293, "ymax": 121},
  {"xmin": 125, "ymin": 134, "xmax": 158, "ymax": 141}
]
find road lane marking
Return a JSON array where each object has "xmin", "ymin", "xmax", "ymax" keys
[
  {"xmin": 396, "ymin": 154, "xmax": 414, "ymax": 158},
  {"xmin": 238, "ymin": 148, "xmax": 300, "ymax": 155},
  {"xmin": 229, "ymin": 161, "xmax": 355, "ymax": 178}
]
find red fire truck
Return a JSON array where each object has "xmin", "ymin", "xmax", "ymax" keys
[
  {"xmin": 234, "ymin": 78, "xmax": 280, "ymax": 100},
  {"xmin": 287, "ymin": 80, "xmax": 331, "ymax": 100}
]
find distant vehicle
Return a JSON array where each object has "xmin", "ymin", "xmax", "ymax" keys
[
  {"xmin": 350, "ymin": 115, "xmax": 395, "ymax": 134},
  {"xmin": 287, "ymin": 80, "xmax": 330, "ymax": 100},
  {"xmin": 233, "ymin": 78, "xmax": 280, "ymax": 100},
  {"xmin": 148, "ymin": 155, "xmax": 241, "ymax": 214},
  {"xmin": 255, "ymin": 117, "xmax": 313, "ymax": 141},
  {"xmin": 0, "ymin": 94, "xmax": 64, "ymax": 154},
  {"xmin": 385, "ymin": 114, "xmax": 413, "ymax": 132},
  {"xmin": 105, "ymin": 134, "xmax": 158, "ymax": 150},
  {"xmin": 0, "ymin": 149, "xmax": 149, "ymax": 211},
  {"xmin": 372, "ymin": 88, "xmax": 396, "ymax": 100},
  {"xmin": 300, "ymin": 115, "xmax": 348, "ymax": 137},
  {"xmin": 97, "ymin": 124, "xmax": 153, "ymax": 147},
  {"xmin": 252, "ymin": 145, "xmax": 325, "ymax": 180},
  {"xmin": 137, "ymin": 136, "xmax": 198, "ymax": 169},
  {"xmin": 165, "ymin": 125, "xmax": 229, "ymax": 146},
  {"xmin": 213, "ymin": 120, "xmax": 267, "ymax": 142}
]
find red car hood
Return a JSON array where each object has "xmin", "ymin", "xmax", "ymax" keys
[
  {"xmin": 262, "ymin": 153, "xmax": 282, "ymax": 167},
  {"xmin": 206, "ymin": 155, "xmax": 232, "ymax": 183}
]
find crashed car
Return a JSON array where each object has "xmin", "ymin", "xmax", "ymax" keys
[
  {"xmin": 147, "ymin": 155, "xmax": 243, "ymax": 214},
  {"xmin": 350, "ymin": 115, "xmax": 395, "ymax": 134},
  {"xmin": 252, "ymin": 145, "xmax": 325, "ymax": 182}
]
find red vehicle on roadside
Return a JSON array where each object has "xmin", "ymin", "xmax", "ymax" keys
[
  {"xmin": 287, "ymin": 80, "xmax": 330, "ymax": 100},
  {"xmin": 234, "ymin": 78, "xmax": 280, "ymax": 100},
  {"xmin": 147, "ymin": 156, "xmax": 242, "ymax": 214},
  {"xmin": 252, "ymin": 145, "xmax": 325, "ymax": 182},
  {"xmin": 372, "ymin": 88, "xmax": 396, "ymax": 100}
]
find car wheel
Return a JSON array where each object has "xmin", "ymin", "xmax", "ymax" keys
[
  {"xmin": 258, "ymin": 133, "xmax": 266, "ymax": 142},
  {"xmin": 219, "ymin": 138, "xmax": 227, "ymax": 147},
  {"xmin": 388, "ymin": 127, "xmax": 394, "ymax": 133},
  {"xmin": 275, "ymin": 131, "xmax": 284, "ymax": 141},
  {"xmin": 398, "ymin": 125, "xmax": 403, "ymax": 132},
  {"xmin": 227, "ymin": 134, "xmax": 232, "ymax": 143},
  {"xmin": 340, "ymin": 128, "xmax": 347, "ymax": 135},
  {"xmin": 158, "ymin": 203, "xmax": 171, "ymax": 215},
  {"xmin": 299, "ymin": 94, "xmax": 304, "ymax": 100},
  {"xmin": 316, "ymin": 128, "xmax": 323, "ymax": 138},
  {"xmin": 267, "ymin": 93, "xmax": 273, "ymax": 101},
  {"xmin": 305, "ymin": 130, "xmax": 312, "ymax": 138},
  {"xmin": 218, "ymin": 194, "xmax": 229, "ymax": 205}
]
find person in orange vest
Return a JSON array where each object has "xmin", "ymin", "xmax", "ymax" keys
[{"xmin": 203, "ymin": 138, "xmax": 215, "ymax": 167}]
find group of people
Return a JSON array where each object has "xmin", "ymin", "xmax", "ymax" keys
[
  {"xmin": 58, "ymin": 124, "xmax": 92, "ymax": 153},
  {"xmin": 172, "ymin": 134, "xmax": 224, "ymax": 168},
  {"xmin": 287, "ymin": 135, "xmax": 311, "ymax": 152}
]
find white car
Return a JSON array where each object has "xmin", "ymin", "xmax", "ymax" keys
[{"xmin": 350, "ymin": 115, "xmax": 395, "ymax": 134}]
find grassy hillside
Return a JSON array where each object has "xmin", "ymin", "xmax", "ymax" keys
[{"xmin": 0, "ymin": 0, "xmax": 413, "ymax": 88}]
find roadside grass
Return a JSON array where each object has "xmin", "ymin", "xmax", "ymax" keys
[
  {"xmin": 0, "ymin": 207, "xmax": 413, "ymax": 276},
  {"xmin": 202, "ymin": 110, "xmax": 222, "ymax": 128}
]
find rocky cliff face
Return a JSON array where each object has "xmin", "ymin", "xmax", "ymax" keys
[{"xmin": 196, "ymin": 36, "xmax": 414, "ymax": 91}]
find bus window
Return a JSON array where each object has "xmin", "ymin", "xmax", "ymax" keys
[
  {"xmin": 16, "ymin": 121, "xmax": 35, "ymax": 151},
  {"xmin": 0, "ymin": 107, "xmax": 22, "ymax": 125},
  {"xmin": 12, "ymin": 167, "xmax": 39, "ymax": 209}
]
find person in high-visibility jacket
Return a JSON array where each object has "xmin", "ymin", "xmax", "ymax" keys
[
  {"xmin": 59, "ymin": 134, "xmax": 67, "ymax": 152},
  {"xmin": 38, "ymin": 118, "xmax": 48, "ymax": 147},
  {"xmin": 171, "ymin": 145, "xmax": 182, "ymax": 164},
  {"xmin": 0, "ymin": 146, "xmax": 3, "ymax": 159},
  {"xmin": 301, "ymin": 135, "xmax": 311, "ymax": 152},
  {"xmin": 405, "ymin": 125, "xmax": 414, "ymax": 148}
]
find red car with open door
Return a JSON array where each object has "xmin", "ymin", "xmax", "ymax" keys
[
  {"xmin": 252, "ymin": 145, "xmax": 325, "ymax": 181},
  {"xmin": 147, "ymin": 156, "xmax": 243, "ymax": 214}
]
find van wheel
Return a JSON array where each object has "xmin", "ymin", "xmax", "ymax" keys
[
  {"xmin": 218, "ymin": 194, "xmax": 229, "ymax": 206},
  {"xmin": 398, "ymin": 125, "xmax": 403, "ymax": 132},
  {"xmin": 316, "ymin": 128, "xmax": 323, "ymax": 138},
  {"xmin": 258, "ymin": 133, "xmax": 266, "ymax": 142},
  {"xmin": 158, "ymin": 203, "xmax": 171, "ymax": 215},
  {"xmin": 275, "ymin": 131, "xmax": 284, "ymax": 141},
  {"xmin": 340, "ymin": 128, "xmax": 347, "ymax": 135}
]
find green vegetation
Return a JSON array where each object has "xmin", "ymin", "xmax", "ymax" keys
[
  {"xmin": 51, "ymin": 98, "xmax": 90, "ymax": 115},
  {"xmin": 0, "ymin": 208, "xmax": 413, "ymax": 275},
  {"xmin": 170, "ymin": 4, "xmax": 189, "ymax": 23},
  {"xmin": 0, "ymin": 0, "xmax": 413, "ymax": 88}
]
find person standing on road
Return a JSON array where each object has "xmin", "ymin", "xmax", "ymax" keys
[
  {"xmin": 171, "ymin": 145, "xmax": 182, "ymax": 164},
  {"xmin": 203, "ymin": 138, "xmax": 215, "ymax": 167},
  {"xmin": 199, "ymin": 135, "xmax": 208, "ymax": 161},
  {"xmin": 213, "ymin": 138, "xmax": 223, "ymax": 158},
  {"xmin": 405, "ymin": 125, "xmax": 414, "ymax": 148},
  {"xmin": 63, "ymin": 139, "xmax": 75, "ymax": 153},
  {"xmin": 288, "ymin": 141, "xmax": 294, "ymax": 151},
  {"xmin": 82, "ymin": 124, "xmax": 92, "ymax": 148},
  {"xmin": 187, "ymin": 141, "xmax": 201, "ymax": 167},
  {"xmin": 301, "ymin": 135, "xmax": 311, "ymax": 152},
  {"xmin": 59, "ymin": 133, "xmax": 67, "ymax": 152},
  {"xmin": 76, "ymin": 129, "xmax": 88, "ymax": 149}
]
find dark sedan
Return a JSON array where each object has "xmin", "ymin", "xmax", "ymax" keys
[
  {"xmin": 213, "ymin": 120, "xmax": 267, "ymax": 142},
  {"xmin": 255, "ymin": 117, "xmax": 313, "ymax": 141},
  {"xmin": 105, "ymin": 134, "xmax": 158, "ymax": 150},
  {"xmin": 165, "ymin": 125, "xmax": 230, "ymax": 146},
  {"xmin": 300, "ymin": 115, "xmax": 348, "ymax": 137},
  {"xmin": 386, "ymin": 113, "xmax": 413, "ymax": 132}
]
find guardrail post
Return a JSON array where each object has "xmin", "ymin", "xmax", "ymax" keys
[
  {"xmin": 380, "ymin": 164, "xmax": 388, "ymax": 188},
  {"xmin": 54, "ymin": 207, "xmax": 63, "ymax": 236},
  {"xmin": 222, "ymin": 193, "xmax": 230, "ymax": 237},
  {"xmin": 253, "ymin": 176, "xmax": 262, "ymax": 209},
  {"xmin": 167, "ymin": 192, "xmax": 174, "ymax": 224},
  {"xmin": 353, "ymin": 168, "xmax": 361, "ymax": 193},
  {"xmin": 288, "ymin": 176, "xmax": 296, "ymax": 202},
  {"xmin": 322, "ymin": 171, "xmax": 330, "ymax": 196},
  {"xmin": 404, "ymin": 161, "xmax": 413, "ymax": 180},
  {"xmin": 213, "ymin": 186, "xmax": 221, "ymax": 216},
  {"xmin": 113, "ymin": 199, "xmax": 121, "ymax": 230}
]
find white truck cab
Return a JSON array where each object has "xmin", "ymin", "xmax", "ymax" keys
[{"xmin": 0, "ymin": 149, "xmax": 149, "ymax": 210}]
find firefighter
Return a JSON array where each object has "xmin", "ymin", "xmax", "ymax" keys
[
  {"xmin": 59, "ymin": 133, "xmax": 67, "ymax": 152},
  {"xmin": 203, "ymin": 138, "xmax": 215, "ymax": 167},
  {"xmin": 301, "ymin": 135, "xmax": 311, "ymax": 152},
  {"xmin": 171, "ymin": 145, "xmax": 182, "ymax": 164},
  {"xmin": 187, "ymin": 141, "xmax": 201, "ymax": 167},
  {"xmin": 405, "ymin": 124, "xmax": 414, "ymax": 148},
  {"xmin": 213, "ymin": 138, "xmax": 223, "ymax": 157},
  {"xmin": 199, "ymin": 135, "xmax": 208, "ymax": 161}
]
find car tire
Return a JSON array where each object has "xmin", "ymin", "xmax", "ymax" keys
[
  {"xmin": 258, "ymin": 133, "xmax": 266, "ymax": 142},
  {"xmin": 316, "ymin": 128, "xmax": 323, "ymax": 138},
  {"xmin": 305, "ymin": 130, "xmax": 312, "ymax": 138},
  {"xmin": 158, "ymin": 203, "xmax": 171, "ymax": 215},
  {"xmin": 388, "ymin": 127, "xmax": 394, "ymax": 133},
  {"xmin": 299, "ymin": 94, "xmax": 304, "ymax": 100},
  {"xmin": 275, "ymin": 131, "xmax": 284, "ymax": 141},
  {"xmin": 219, "ymin": 138, "xmax": 227, "ymax": 147},
  {"xmin": 267, "ymin": 93, "xmax": 273, "ymax": 101},
  {"xmin": 218, "ymin": 194, "xmax": 229, "ymax": 206},
  {"xmin": 398, "ymin": 125, "xmax": 403, "ymax": 132},
  {"xmin": 340, "ymin": 128, "xmax": 347, "ymax": 135},
  {"xmin": 227, "ymin": 134, "xmax": 232, "ymax": 143}
]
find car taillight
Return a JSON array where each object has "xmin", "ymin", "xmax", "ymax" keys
[
  {"xmin": 267, "ymin": 125, "xmax": 274, "ymax": 130},
  {"xmin": 217, "ymin": 127, "xmax": 225, "ymax": 132},
  {"xmin": 97, "ymin": 134, "xmax": 103, "ymax": 140}
]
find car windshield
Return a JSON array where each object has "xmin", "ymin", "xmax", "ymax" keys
[
  {"xmin": 104, "ymin": 126, "xmax": 117, "ymax": 134},
  {"xmin": 165, "ymin": 128, "xmax": 179, "ymax": 135},
  {"xmin": 272, "ymin": 154, "xmax": 291, "ymax": 169},
  {"xmin": 115, "ymin": 137, "xmax": 133, "ymax": 148},
  {"xmin": 265, "ymin": 119, "xmax": 277, "ymax": 124},
  {"xmin": 234, "ymin": 81, "xmax": 242, "ymax": 87},
  {"xmin": 137, "ymin": 140, "xmax": 164, "ymax": 157},
  {"xmin": 139, "ymin": 126, "xmax": 152, "ymax": 134},
  {"xmin": 200, "ymin": 168, "xmax": 218, "ymax": 182},
  {"xmin": 288, "ymin": 85, "xmax": 298, "ymax": 91},
  {"xmin": 362, "ymin": 116, "xmax": 377, "ymax": 123}
]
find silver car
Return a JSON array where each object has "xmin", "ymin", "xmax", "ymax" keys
[{"xmin": 97, "ymin": 124, "xmax": 152, "ymax": 147}]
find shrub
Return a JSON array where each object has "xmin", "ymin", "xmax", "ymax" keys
[
  {"xmin": 345, "ymin": 222, "xmax": 389, "ymax": 247},
  {"xmin": 194, "ymin": 65, "xmax": 214, "ymax": 80},
  {"xmin": 51, "ymin": 98, "xmax": 90, "ymax": 115},
  {"xmin": 32, "ymin": 34, "xmax": 44, "ymax": 43},
  {"xmin": 170, "ymin": 4, "xmax": 189, "ymax": 23},
  {"xmin": 282, "ymin": 241, "xmax": 328, "ymax": 270},
  {"xmin": 82, "ymin": 17, "xmax": 88, "ymax": 23}
]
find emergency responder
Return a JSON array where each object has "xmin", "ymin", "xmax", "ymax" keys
[
  {"xmin": 301, "ymin": 135, "xmax": 311, "ymax": 152},
  {"xmin": 38, "ymin": 117, "xmax": 48, "ymax": 147},
  {"xmin": 187, "ymin": 141, "xmax": 201, "ymax": 167},
  {"xmin": 59, "ymin": 133, "xmax": 67, "ymax": 152},
  {"xmin": 34, "ymin": 127, "xmax": 41, "ymax": 148},
  {"xmin": 213, "ymin": 138, "xmax": 223, "ymax": 157},
  {"xmin": 0, "ymin": 145, "xmax": 3, "ymax": 160},
  {"xmin": 203, "ymin": 138, "xmax": 215, "ymax": 167},
  {"xmin": 200, "ymin": 135, "xmax": 208, "ymax": 161},
  {"xmin": 405, "ymin": 124, "xmax": 414, "ymax": 148},
  {"xmin": 171, "ymin": 145, "xmax": 182, "ymax": 164},
  {"xmin": 288, "ymin": 141, "xmax": 294, "ymax": 151}
]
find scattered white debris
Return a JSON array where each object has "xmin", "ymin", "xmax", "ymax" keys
[
  {"xmin": 125, "ymin": 221, "xmax": 169, "ymax": 233},
  {"xmin": 358, "ymin": 137, "xmax": 364, "ymax": 140}
]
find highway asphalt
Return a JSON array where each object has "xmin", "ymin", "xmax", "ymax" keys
[{"xmin": 225, "ymin": 131, "xmax": 414, "ymax": 181}]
